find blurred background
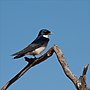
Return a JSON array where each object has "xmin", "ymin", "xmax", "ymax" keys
[{"xmin": 0, "ymin": 0, "xmax": 90, "ymax": 90}]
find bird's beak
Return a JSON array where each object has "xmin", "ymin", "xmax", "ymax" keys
[{"xmin": 49, "ymin": 32, "xmax": 52, "ymax": 35}]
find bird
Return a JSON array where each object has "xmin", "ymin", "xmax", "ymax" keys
[{"xmin": 12, "ymin": 29, "xmax": 52, "ymax": 59}]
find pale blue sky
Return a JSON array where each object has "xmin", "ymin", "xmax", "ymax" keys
[{"xmin": 0, "ymin": 0, "xmax": 90, "ymax": 90}]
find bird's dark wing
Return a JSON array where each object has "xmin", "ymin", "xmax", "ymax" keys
[{"xmin": 12, "ymin": 36, "xmax": 49, "ymax": 59}]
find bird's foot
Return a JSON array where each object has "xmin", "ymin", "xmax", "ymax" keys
[
  {"xmin": 24, "ymin": 57, "xmax": 34, "ymax": 63},
  {"xmin": 34, "ymin": 56, "xmax": 37, "ymax": 59}
]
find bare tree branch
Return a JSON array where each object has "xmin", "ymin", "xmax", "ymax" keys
[
  {"xmin": 78, "ymin": 64, "xmax": 89, "ymax": 90},
  {"xmin": 53, "ymin": 45, "xmax": 89, "ymax": 90},
  {"xmin": 1, "ymin": 47, "xmax": 54, "ymax": 90},
  {"xmin": 82, "ymin": 64, "xmax": 89, "ymax": 76},
  {"xmin": 53, "ymin": 45, "xmax": 79, "ymax": 89},
  {"xmin": 1, "ymin": 45, "xmax": 89, "ymax": 90}
]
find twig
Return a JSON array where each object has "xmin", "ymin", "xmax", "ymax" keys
[{"xmin": 78, "ymin": 64, "xmax": 89, "ymax": 90}]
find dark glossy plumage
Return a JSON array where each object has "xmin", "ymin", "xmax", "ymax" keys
[{"xmin": 12, "ymin": 29, "xmax": 51, "ymax": 59}]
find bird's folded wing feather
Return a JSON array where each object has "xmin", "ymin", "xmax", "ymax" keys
[{"xmin": 12, "ymin": 36, "xmax": 49, "ymax": 56}]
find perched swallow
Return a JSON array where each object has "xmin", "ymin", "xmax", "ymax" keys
[{"xmin": 12, "ymin": 29, "xmax": 52, "ymax": 59}]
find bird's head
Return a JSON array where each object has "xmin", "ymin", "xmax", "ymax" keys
[{"xmin": 38, "ymin": 29, "xmax": 52, "ymax": 38}]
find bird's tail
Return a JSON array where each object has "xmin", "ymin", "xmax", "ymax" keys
[
  {"xmin": 13, "ymin": 54, "xmax": 24, "ymax": 59},
  {"xmin": 11, "ymin": 50, "xmax": 26, "ymax": 59},
  {"xmin": 11, "ymin": 53, "xmax": 25, "ymax": 59}
]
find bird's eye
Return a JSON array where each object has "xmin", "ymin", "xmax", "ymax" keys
[{"xmin": 44, "ymin": 31, "xmax": 47, "ymax": 33}]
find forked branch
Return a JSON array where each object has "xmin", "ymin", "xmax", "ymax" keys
[{"xmin": 1, "ymin": 45, "xmax": 89, "ymax": 90}]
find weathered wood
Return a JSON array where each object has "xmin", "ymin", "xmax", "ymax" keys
[{"xmin": 1, "ymin": 45, "xmax": 89, "ymax": 90}]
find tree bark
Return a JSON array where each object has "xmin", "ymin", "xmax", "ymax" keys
[
  {"xmin": 1, "ymin": 45, "xmax": 89, "ymax": 90},
  {"xmin": 53, "ymin": 45, "xmax": 89, "ymax": 90}
]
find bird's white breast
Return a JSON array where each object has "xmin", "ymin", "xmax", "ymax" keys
[
  {"xmin": 26, "ymin": 46, "xmax": 46, "ymax": 55},
  {"xmin": 34, "ymin": 47, "xmax": 46, "ymax": 54}
]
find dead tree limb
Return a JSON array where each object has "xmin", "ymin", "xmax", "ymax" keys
[
  {"xmin": 1, "ymin": 45, "xmax": 89, "ymax": 90},
  {"xmin": 1, "ymin": 47, "xmax": 54, "ymax": 90},
  {"xmin": 53, "ymin": 45, "xmax": 89, "ymax": 90}
]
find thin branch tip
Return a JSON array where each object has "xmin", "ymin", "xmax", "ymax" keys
[
  {"xmin": 84, "ymin": 64, "xmax": 89, "ymax": 69},
  {"xmin": 82, "ymin": 64, "xmax": 89, "ymax": 76}
]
